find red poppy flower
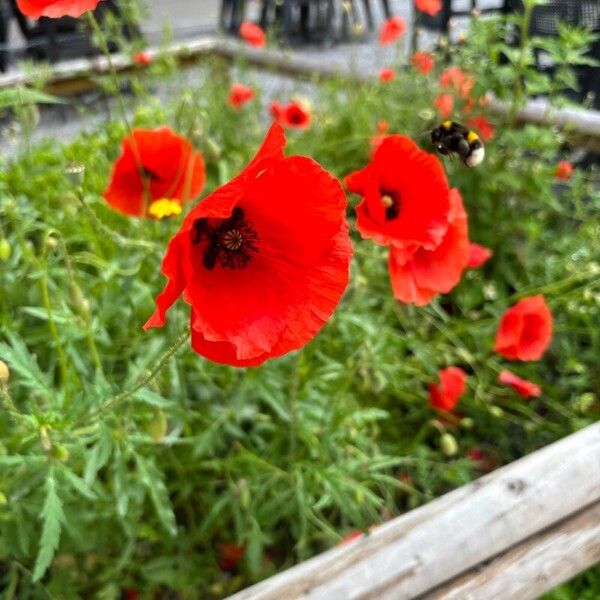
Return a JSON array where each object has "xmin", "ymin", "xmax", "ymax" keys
[
  {"xmin": 498, "ymin": 370, "xmax": 542, "ymax": 399},
  {"xmin": 228, "ymin": 83, "xmax": 255, "ymax": 109},
  {"xmin": 144, "ymin": 123, "xmax": 352, "ymax": 367},
  {"xmin": 345, "ymin": 135, "xmax": 450, "ymax": 251},
  {"xmin": 439, "ymin": 66, "xmax": 474, "ymax": 99},
  {"xmin": 494, "ymin": 295, "xmax": 553, "ymax": 361},
  {"xmin": 555, "ymin": 160, "xmax": 574, "ymax": 181},
  {"xmin": 467, "ymin": 242, "xmax": 492, "ymax": 268},
  {"xmin": 411, "ymin": 51, "xmax": 435, "ymax": 74},
  {"xmin": 388, "ymin": 188, "xmax": 469, "ymax": 305},
  {"xmin": 104, "ymin": 128, "xmax": 206, "ymax": 219},
  {"xmin": 122, "ymin": 589, "xmax": 139, "ymax": 600},
  {"xmin": 466, "ymin": 116, "xmax": 495, "ymax": 142},
  {"xmin": 240, "ymin": 21, "xmax": 266, "ymax": 48},
  {"xmin": 218, "ymin": 543, "xmax": 245, "ymax": 571},
  {"xmin": 378, "ymin": 17, "xmax": 406, "ymax": 45},
  {"xmin": 370, "ymin": 120, "xmax": 389, "ymax": 155},
  {"xmin": 429, "ymin": 367, "xmax": 467, "ymax": 412},
  {"xmin": 16, "ymin": 0, "xmax": 100, "ymax": 18},
  {"xmin": 133, "ymin": 51, "xmax": 152, "ymax": 67},
  {"xmin": 378, "ymin": 68, "xmax": 395, "ymax": 83},
  {"xmin": 270, "ymin": 100, "xmax": 311, "ymax": 130},
  {"xmin": 415, "ymin": 0, "xmax": 442, "ymax": 17},
  {"xmin": 434, "ymin": 93, "xmax": 454, "ymax": 118}
]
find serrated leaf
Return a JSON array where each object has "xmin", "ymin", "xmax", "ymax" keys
[
  {"xmin": 0, "ymin": 87, "xmax": 65, "ymax": 109},
  {"xmin": 60, "ymin": 466, "xmax": 97, "ymax": 501},
  {"xmin": 32, "ymin": 470, "xmax": 65, "ymax": 581},
  {"xmin": 0, "ymin": 332, "xmax": 53, "ymax": 397},
  {"xmin": 84, "ymin": 427, "xmax": 113, "ymax": 486},
  {"xmin": 133, "ymin": 388, "xmax": 174, "ymax": 408},
  {"xmin": 135, "ymin": 456, "xmax": 177, "ymax": 537}
]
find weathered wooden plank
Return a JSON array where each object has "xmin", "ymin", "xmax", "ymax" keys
[
  {"xmin": 227, "ymin": 423, "xmax": 600, "ymax": 600},
  {"xmin": 424, "ymin": 500, "xmax": 600, "ymax": 600}
]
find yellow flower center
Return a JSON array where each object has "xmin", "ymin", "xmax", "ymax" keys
[
  {"xmin": 148, "ymin": 199, "xmax": 182, "ymax": 220},
  {"xmin": 381, "ymin": 194, "xmax": 394, "ymax": 208}
]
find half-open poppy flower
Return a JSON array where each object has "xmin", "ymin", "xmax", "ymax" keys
[
  {"xmin": 434, "ymin": 94, "xmax": 454, "ymax": 118},
  {"xmin": 133, "ymin": 51, "xmax": 152, "ymax": 67},
  {"xmin": 16, "ymin": 0, "xmax": 100, "ymax": 18},
  {"xmin": 494, "ymin": 295, "xmax": 553, "ymax": 361},
  {"xmin": 554, "ymin": 160, "xmax": 574, "ymax": 181},
  {"xmin": 498, "ymin": 370, "xmax": 542, "ymax": 399},
  {"xmin": 411, "ymin": 51, "xmax": 435, "ymax": 74},
  {"xmin": 144, "ymin": 123, "xmax": 353, "ymax": 367},
  {"xmin": 270, "ymin": 100, "xmax": 311, "ymax": 130},
  {"xmin": 439, "ymin": 66, "xmax": 474, "ymax": 99},
  {"xmin": 467, "ymin": 243, "xmax": 492, "ymax": 268},
  {"xmin": 218, "ymin": 543, "xmax": 245, "ymax": 571},
  {"xmin": 388, "ymin": 188, "xmax": 469, "ymax": 305},
  {"xmin": 378, "ymin": 17, "xmax": 406, "ymax": 45},
  {"xmin": 415, "ymin": 0, "xmax": 442, "ymax": 17},
  {"xmin": 240, "ymin": 21, "xmax": 266, "ymax": 48},
  {"xmin": 378, "ymin": 68, "xmax": 395, "ymax": 83},
  {"xmin": 466, "ymin": 116, "xmax": 495, "ymax": 142},
  {"xmin": 104, "ymin": 128, "xmax": 206, "ymax": 218},
  {"xmin": 429, "ymin": 367, "xmax": 467, "ymax": 411},
  {"xmin": 345, "ymin": 135, "xmax": 450, "ymax": 251},
  {"xmin": 228, "ymin": 83, "xmax": 255, "ymax": 109}
]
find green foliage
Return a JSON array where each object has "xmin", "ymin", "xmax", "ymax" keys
[{"xmin": 0, "ymin": 8, "xmax": 599, "ymax": 599}]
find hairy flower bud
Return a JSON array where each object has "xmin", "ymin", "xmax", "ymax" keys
[
  {"xmin": 0, "ymin": 239, "xmax": 10, "ymax": 262},
  {"xmin": 0, "ymin": 360, "xmax": 9, "ymax": 384},
  {"xmin": 440, "ymin": 433, "xmax": 458, "ymax": 457}
]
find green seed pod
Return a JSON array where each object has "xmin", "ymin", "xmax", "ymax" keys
[
  {"xmin": 440, "ymin": 433, "xmax": 458, "ymax": 457},
  {"xmin": 490, "ymin": 406, "xmax": 504, "ymax": 418},
  {"xmin": 460, "ymin": 417, "xmax": 474, "ymax": 430},
  {"xmin": 0, "ymin": 239, "xmax": 11, "ymax": 262},
  {"xmin": 50, "ymin": 445, "xmax": 69, "ymax": 462},
  {"xmin": 65, "ymin": 162, "xmax": 85, "ymax": 188}
]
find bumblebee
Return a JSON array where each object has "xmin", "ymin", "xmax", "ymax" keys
[{"xmin": 431, "ymin": 121, "xmax": 485, "ymax": 167}]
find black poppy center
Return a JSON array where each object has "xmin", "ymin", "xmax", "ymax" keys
[
  {"xmin": 192, "ymin": 207, "xmax": 258, "ymax": 271},
  {"xmin": 380, "ymin": 190, "xmax": 400, "ymax": 221}
]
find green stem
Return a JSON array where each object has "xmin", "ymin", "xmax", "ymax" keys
[
  {"xmin": 76, "ymin": 192, "xmax": 160, "ymax": 251},
  {"xmin": 288, "ymin": 353, "xmax": 301, "ymax": 466},
  {"xmin": 0, "ymin": 386, "xmax": 29, "ymax": 426},
  {"xmin": 78, "ymin": 331, "xmax": 189, "ymax": 425},
  {"xmin": 510, "ymin": 0, "xmax": 535, "ymax": 124}
]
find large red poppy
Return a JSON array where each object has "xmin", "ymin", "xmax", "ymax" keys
[
  {"xmin": 240, "ymin": 21, "xmax": 266, "ymax": 48},
  {"xmin": 498, "ymin": 370, "xmax": 542, "ymax": 399},
  {"xmin": 269, "ymin": 100, "xmax": 311, "ymax": 130},
  {"xmin": 429, "ymin": 367, "xmax": 467, "ymax": 411},
  {"xmin": 388, "ymin": 188, "xmax": 469, "ymax": 305},
  {"xmin": 144, "ymin": 123, "xmax": 353, "ymax": 367},
  {"xmin": 415, "ymin": 0, "xmax": 442, "ymax": 17},
  {"xmin": 494, "ymin": 295, "xmax": 553, "ymax": 361},
  {"xmin": 345, "ymin": 135, "xmax": 450, "ymax": 251},
  {"xmin": 103, "ymin": 128, "xmax": 206, "ymax": 219},
  {"xmin": 16, "ymin": 0, "xmax": 100, "ymax": 18},
  {"xmin": 378, "ymin": 17, "xmax": 406, "ymax": 45}
]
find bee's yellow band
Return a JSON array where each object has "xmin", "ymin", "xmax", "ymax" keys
[
  {"xmin": 467, "ymin": 131, "xmax": 479, "ymax": 143},
  {"xmin": 442, "ymin": 120, "xmax": 453, "ymax": 130}
]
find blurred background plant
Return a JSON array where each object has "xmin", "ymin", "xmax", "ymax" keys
[{"xmin": 0, "ymin": 1, "xmax": 599, "ymax": 598}]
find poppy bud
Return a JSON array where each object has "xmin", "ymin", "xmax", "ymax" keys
[
  {"xmin": 490, "ymin": 406, "xmax": 504, "ymax": 418},
  {"xmin": 0, "ymin": 239, "xmax": 10, "ymax": 262},
  {"xmin": 440, "ymin": 433, "xmax": 458, "ymax": 456},
  {"xmin": 0, "ymin": 361, "xmax": 9, "ymax": 384},
  {"xmin": 50, "ymin": 444, "xmax": 69, "ymax": 462},
  {"xmin": 39, "ymin": 425, "xmax": 52, "ymax": 452},
  {"xmin": 0, "ymin": 492, "xmax": 7, "ymax": 506},
  {"xmin": 65, "ymin": 162, "xmax": 85, "ymax": 188},
  {"xmin": 45, "ymin": 235, "xmax": 58, "ymax": 250},
  {"xmin": 460, "ymin": 417, "xmax": 474, "ymax": 429},
  {"xmin": 69, "ymin": 284, "xmax": 90, "ymax": 318},
  {"xmin": 574, "ymin": 393, "xmax": 596, "ymax": 414},
  {"xmin": 146, "ymin": 409, "xmax": 168, "ymax": 442}
]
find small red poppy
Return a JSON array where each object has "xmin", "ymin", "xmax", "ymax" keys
[
  {"xmin": 103, "ymin": 128, "xmax": 206, "ymax": 219},
  {"xmin": 388, "ymin": 188, "xmax": 469, "ymax": 305},
  {"xmin": 270, "ymin": 100, "xmax": 311, "ymax": 130},
  {"xmin": 16, "ymin": 0, "xmax": 100, "ymax": 18},
  {"xmin": 467, "ymin": 242, "xmax": 492, "ymax": 268},
  {"xmin": 378, "ymin": 68, "xmax": 395, "ymax": 83},
  {"xmin": 345, "ymin": 135, "xmax": 450, "ymax": 251},
  {"xmin": 133, "ymin": 51, "xmax": 152, "ymax": 67},
  {"xmin": 429, "ymin": 367, "xmax": 467, "ymax": 412},
  {"xmin": 494, "ymin": 295, "xmax": 553, "ymax": 361},
  {"xmin": 228, "ymin": 83, "xmax": 255, "ymax": 109},
  {"xmin": 498, "ymin": 370, "xmax": 542, "ymax": 399},
  {"xmin": 467, "ymin": 447, "xmax": 496, "ymax": 474},
  {"xmin": 339, "ymin": 530, "xmax": 364, "ymax": 545},
  {"xmin": 240, "ymin": 21, "xmax": 266, "ymax": 48},
  {"xmin": 218, "ymin": 543, "xmax": 245, "ymax": 571},
  {"xmin": 122, "ymin": 589, "xmax": 139, "ymax": 600},
  {"xmin": 434, "ymin": 93, "xmax": 454, "ymax": 118},
  {"xmin": 411, "ymin": 51, "xmax": 435, "ymax": 74},
  {"xmin": 466, "ymin": 116, "xmax": 495, "ymax": 142},
  {"xmin": 378, "ymin": 17, "xmax": 406, "ymax": 45},
  {"xmin": 554, "ymin": 160, "xmax": 574, "ymax": 181},
  {"xmin": 439, "ymin": 66, "xmax": 474, "ymax": 99},
  {"xmin": 415, "ymin": 0, "xmax": 442, "ymax": 17},
  {"xmin": 144, "ymin": 123, "xmax": 353, "ymax": 367}
]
